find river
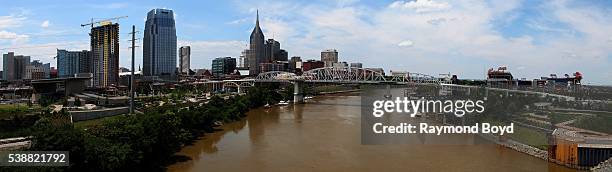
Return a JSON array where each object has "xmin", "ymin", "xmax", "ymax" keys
[{"xmin": 167, "ymin": 94, "xmax": 579, "ymax": 172}]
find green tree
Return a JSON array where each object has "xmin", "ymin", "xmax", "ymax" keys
[
  {"xmin": 29, "ymin": 115, "xmax": 86, "ymax": 171},
  {"xmin": 74, "ymin": 97, "xmax": 81, "ymax": 107}
]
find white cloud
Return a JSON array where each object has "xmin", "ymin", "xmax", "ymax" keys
[
  {"xmin": 226, "ymin": 18, "xmax": 249, "ymax": 25},
  {"xmin": 562, "ymin": 51, "xmax": 579, "ymax": 59},
  {"xmin": 40, "ymin": 20, "xmax": 50, "ymax": 28},
  {"xmin": 389, "ymin": 0, "xmax": 451, "ymax": 13},
  {"xmin": 261, "ymin": 17, "xmax": 296, "ymax": 43},
  {"xmin": 89, "ymin": 3, "xmax": 129, "ymax": 9},
  {"xmin": 0, "ymin": 30, "xmax": 29, "ymax": 42},
  {"xmin": 0, "ymin": 15, "xmax": 26, "ymax": 29},
  {"xmin": 608, "ymin": 36, "xmax": 612, "ymax": 43},
  {"xmin": 398, "ymin": 40, "xmax": 414, "ymax": 47}
]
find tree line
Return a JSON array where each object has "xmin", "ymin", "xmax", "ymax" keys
[{"xmin": 2, "ymin": 85, "xmax": 282, "ymax": 172}]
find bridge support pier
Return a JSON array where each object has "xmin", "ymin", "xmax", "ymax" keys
[
  {"xmin": 484, "ymin": 88, "xmax": 489, "ymax": 101},
  {"xmin": 293, "ymin": 81, "xmax": 304, "ymax": 104}
]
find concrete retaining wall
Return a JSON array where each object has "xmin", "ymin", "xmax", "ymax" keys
[{"xmin": 69, "ymin": 107, "xmax": 128, "ymax": 121}]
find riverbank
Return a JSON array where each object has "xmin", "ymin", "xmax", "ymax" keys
[{"xmin": 480, "ymin": 133, "xmax": 548, "ymax": 160}]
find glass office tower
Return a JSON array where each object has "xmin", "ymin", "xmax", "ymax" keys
[{"xmin": 143, "ymin": 8, "xmax": 177, "ymax": 80}]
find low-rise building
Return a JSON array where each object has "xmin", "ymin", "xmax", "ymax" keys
[
  {"xmin": 259, "ymin": 62, "xmax": 287, "ymax": 73},
  {"xmin": 212, "ymin": 57, "xmax": 236, "ymax": 78},
  {"xmin": 302, "ymin": 60, "xmax": 324, "ymax": 72},
  {"xmin": 332, "ymin": 62, "xmax": 348, "ymax": 68},
  {"xmin": 365, "ymin": 68, "xmax": 385, "ymax": 76},
  {"xmin": 195, "ymin": 69, "xmax": 213, "ymax": 80},
  {"xmin": 24, "ymin": 60, "xmax": 51, "ymax": 80},
  {"xmin": 550, "ymin": 128, "xmax": 612, "ymax": 169},
  {"xmin": 289, "ymin": 56, "xmax": 302, "ymax": 73},
  {"xmin": 350, "ymin": 62, "xmax": 363, "ymax": 68}
]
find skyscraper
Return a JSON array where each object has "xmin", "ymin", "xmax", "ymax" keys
[
  {"xmin": 248, "ymin": 10, "xmax": 265, "ymax": 76},
  {"xmin": 179, "ymin": 46, "xmax": 190, "ymax": 75},
  {"xmin": 264, "ymin": 39, "xmax": 288, "ymax": 62},
  {"xmin": 264, "ymin": 39, "xmax": 279, "ymax": 62},
  {"xmin": 143, "ymin": 8, "xmax": 177, "ymax": 80},
  {"xmin": 91, "ymin": 23, "xmax": 120, "ymax": 88},
  {"xmin": 321, "ymin": 49, "xmax": 338, "ymax": 67},
  {"xmin": 56, "ymin": 49, "xmax": 92, "ymax": 77},
  {"xmin": 2, "ymin": 52, "xmax": 30, "ymax": 81}
]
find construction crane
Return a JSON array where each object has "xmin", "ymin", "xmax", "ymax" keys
[{"xmin": 80, "ymin": 16, "xmax": 128, "ymax": 28}]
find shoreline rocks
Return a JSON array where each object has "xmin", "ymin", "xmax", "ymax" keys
[
  {"xmin": 592, "ymin": 157, "xmax": 612, "ymax": 172},
  {"xmin": 479, "ymin": 133, "xmax": 548, "ymax": 160}
]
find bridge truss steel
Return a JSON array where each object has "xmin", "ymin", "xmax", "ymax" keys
[
  {"xmin": 255, "ymin": 71, "xmax": 298, "ymax": 82},
  {"xmin": 390, "ymin": 72, "xmax": 447, "ymax": 84},
  {"xmin": 222, "ymin": 80, "xmax": 255, "ymax": 88},
  {"xmin": 300, "ymin": 67, "xmax": 387, "ymax": 83},
  {"xmin": 254, "ymin": 67, "xmax": 445, "ymax": 84}
]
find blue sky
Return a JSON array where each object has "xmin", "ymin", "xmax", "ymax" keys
[{"xmin": 1, "ymin": 0, "xmax": 611, "ymax": 85}]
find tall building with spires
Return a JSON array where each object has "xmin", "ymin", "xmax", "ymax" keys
[
  {"xmin": 247, "ymin": 11, "xmax": 289, "ymax": 75},
  {"xmin": 248, "ymin": 10, "xmax": 265, "ymax": 75}
]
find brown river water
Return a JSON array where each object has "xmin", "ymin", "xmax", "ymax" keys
[{"xmin": 167, "ymin": 94, "xmax": 579, "ymax": 172}]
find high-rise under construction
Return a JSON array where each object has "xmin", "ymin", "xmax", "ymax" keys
[{"xmin": 90, "ymin": 22, "xmax": 120, "ymax": 88}]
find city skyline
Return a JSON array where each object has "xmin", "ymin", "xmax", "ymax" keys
[{"xmin": 0, "ymin": 0, "xmax": 611, "ymax": 85}]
